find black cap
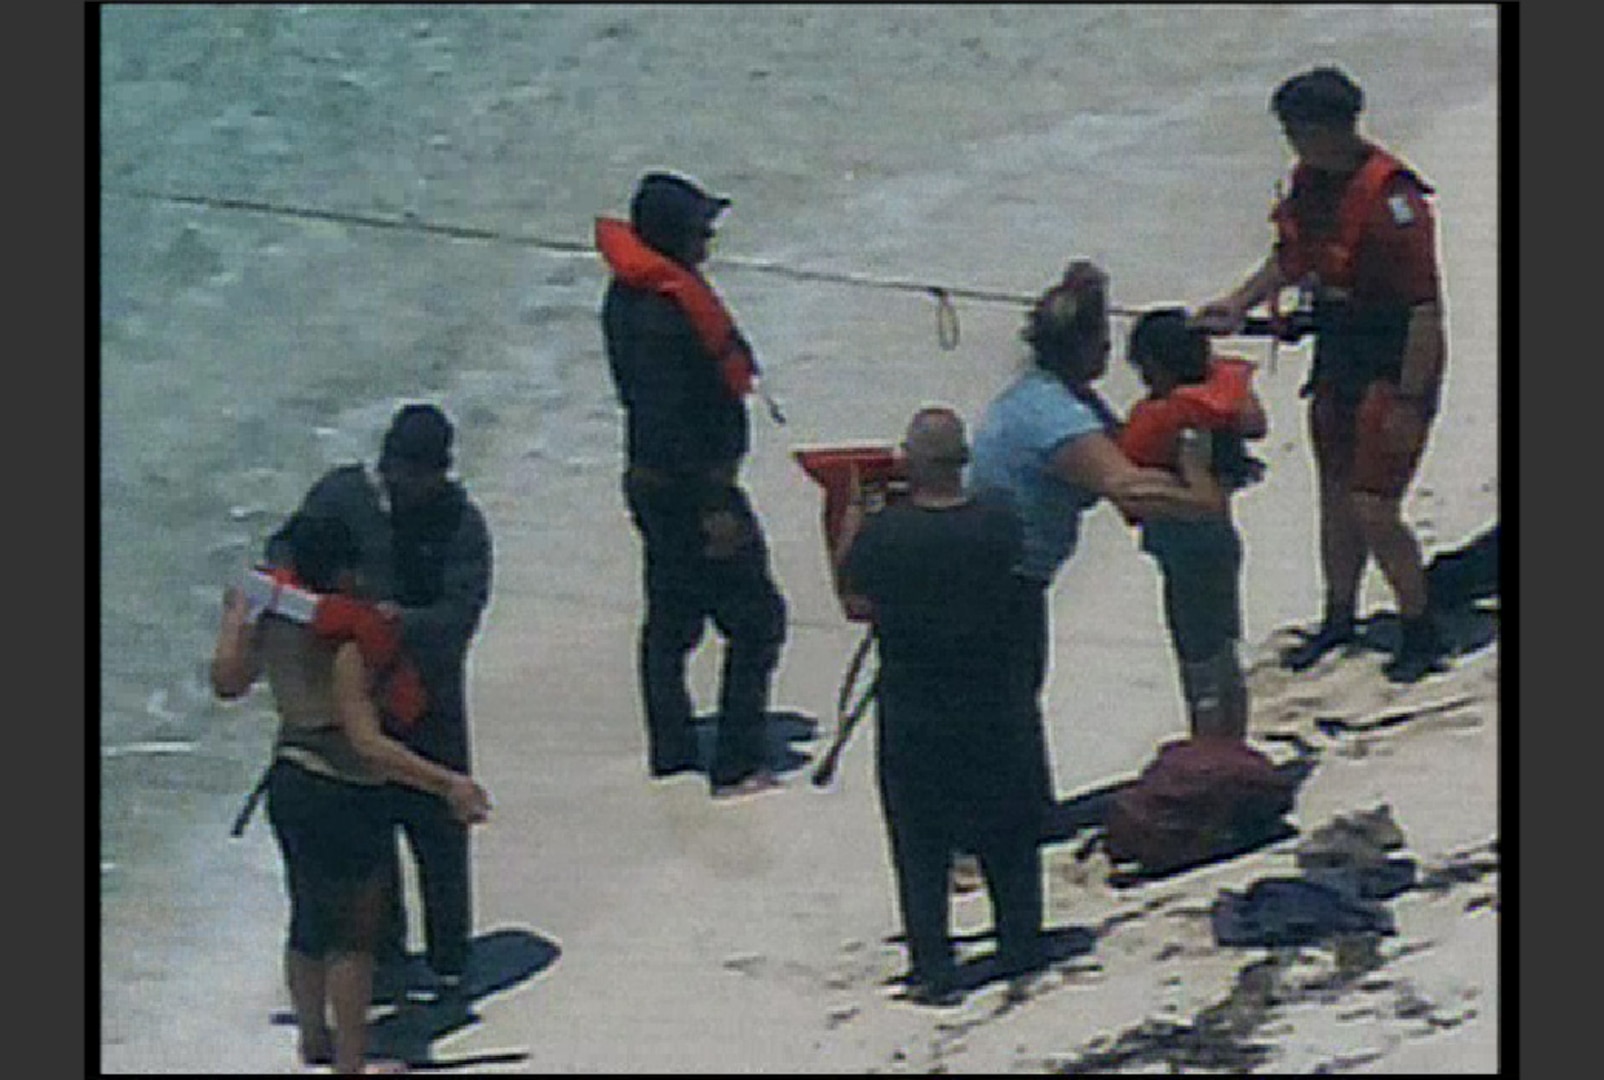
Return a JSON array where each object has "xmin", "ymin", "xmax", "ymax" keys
[
  {"xmin": 379, "ymin": 403, "xmax": 454, "ymax": 471},
  {"xmin": 629, "ymin": 171, "xmax": 731, "ymax": 251},
  {"xmin": 1271, "ymin": 66, "xmax": 1364, "ymax": 126}
]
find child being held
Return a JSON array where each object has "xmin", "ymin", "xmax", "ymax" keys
[{"xmin": 1118, "ymin": 308, "xmax": 1268, "ymax": 739}]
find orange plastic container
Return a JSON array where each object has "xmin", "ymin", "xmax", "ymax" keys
[
  {"xmin": 794, "ymin": 443, "xmax": 903, "ymax": 492},
  {"xmin": 793, "ymin": 444, "xmax": 907, "ymax": 622}
]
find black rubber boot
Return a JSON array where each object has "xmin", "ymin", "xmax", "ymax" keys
[
  {"xmin": 1382, "ymin": 614, "xmax": 1449, "ymax": 684},
  {"xmin": 1280, "ymin": 612, "xmax": 1356, "ymax": 673}
]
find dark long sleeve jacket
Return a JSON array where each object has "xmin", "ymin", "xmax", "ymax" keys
[
  {"xmin": 601, "ymin": 279, "xmax": 750, "ymax": 507},
  {"xmin": 267, "ymin": 464, "xmax": 492, "ymax": 770}
]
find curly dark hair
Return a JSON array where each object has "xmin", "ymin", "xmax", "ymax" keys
[
  {"xmin": 1127, "ymin": 307, "xmax": 1210, "ymax": 385},
  {"xmin": 1022, "ymin": 260, "xmax": 1108, "ymax": 372}
]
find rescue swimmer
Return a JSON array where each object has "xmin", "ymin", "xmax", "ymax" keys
[{"xmin": 1194, "ymin": 65, "xmax": 1450, "ymax": 683}]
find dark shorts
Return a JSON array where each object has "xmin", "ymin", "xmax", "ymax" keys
[
  {"xmin": 1310, "ymin": 380, "xmax": 1432, "ymax": 499},
  {"xmin": 266, "ymin": 759, "xmax": 391, "ymax": 957},
  {"xmin": 1143, "ymin": 519, "xmax": 1243, "ymax": 663}
]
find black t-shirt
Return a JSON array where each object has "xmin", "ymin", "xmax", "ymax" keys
[{"xmin": 841, "ymin": 495, "xmax": 1025, "ymax": 709}]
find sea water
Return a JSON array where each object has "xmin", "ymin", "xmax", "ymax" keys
[{"xmin": 98, "ymin": 2, "xmax": 1498, "ymax": 1051}]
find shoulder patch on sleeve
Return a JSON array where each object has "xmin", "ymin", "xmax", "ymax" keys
[{"xmin": 1387, "ymin": 193, "xmax": 1416, "ymax": 226}]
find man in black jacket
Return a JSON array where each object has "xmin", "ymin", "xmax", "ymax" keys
[
  {"xmin": 269, "ymin": 402, "xmax": 493, "ymax": 995},
  {"xmin": 599, "ymin": 171, "xmax": 787, "ymax": 797}
]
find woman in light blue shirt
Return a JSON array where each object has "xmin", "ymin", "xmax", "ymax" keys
[{"xmin": 969, "ymin": 261, "xmax": 1226, "ymax": 807}]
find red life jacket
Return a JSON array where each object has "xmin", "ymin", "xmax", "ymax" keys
[
  {"xmin": 1271, "ymin": 145, "xmax": 1425, "ymax": 288},
  {"xmin": 594, "ymin": 217, "xmax": 757, "ymax": 400},
  {"xmin": 262, "ymin": 567, "xmax": 427, "ymax": 730},
  {"xmin": 1118, "ymin": 356, "xmax": 1258, "ymax": 469}
]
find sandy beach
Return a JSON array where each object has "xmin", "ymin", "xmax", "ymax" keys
[{"xmin": 99, "ymin": 6, "xmax": 1500, "ymax": 1073}]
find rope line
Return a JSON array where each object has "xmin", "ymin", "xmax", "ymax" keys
[{"xmin": 103, "ymin": 186, "xmax": 1149, "ymax": 327}]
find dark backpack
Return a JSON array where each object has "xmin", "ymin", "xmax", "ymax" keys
[{"xmin": 1102, "ymin": 737, "xmax": 1296, "ymax": 875}]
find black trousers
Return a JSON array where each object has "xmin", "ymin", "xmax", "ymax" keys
[
  {"xmin": 379, "ymin": 784, "xmax": 471, "ymax": 979},
  {"xmin": 1014, "ymin": 577, "xmax": 1056, "ymax": 814},
  {"xmin": 876, "ymin": 699, "xmax": 1045, "ymax": 990},
  {"xmin": 623, "ymin": 474, "xmax": 787, "ymax": 786}
]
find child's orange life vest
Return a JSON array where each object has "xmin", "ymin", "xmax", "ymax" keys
[{"xmin": 1118, "ymin": 357, "xmax": 1258, "ymax": 469}]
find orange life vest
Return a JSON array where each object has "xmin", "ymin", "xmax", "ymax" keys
[
  {"xmin": 1271, "ymin": 145, "xmax": 1424, "ymax": 289},
  {"xmin": 594, "ymin": 217, "xmax": 757, "ymax": 400},
  {"xmin": 261, "ymin": 566, "xmax": 428, "ymax": 730},
  {"xmin": 1118, "ymin": 357, "xmax": 1258, "ymax": 469}
]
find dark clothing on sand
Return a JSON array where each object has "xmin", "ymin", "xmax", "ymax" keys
[{"xmin": 620, "ymin": 460, "xmax": 786, "ymax": 785}]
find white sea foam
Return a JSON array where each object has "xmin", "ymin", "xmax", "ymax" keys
[{"xmin": 103, "ymin": 740, "xmax": 200, "ymax": 758}]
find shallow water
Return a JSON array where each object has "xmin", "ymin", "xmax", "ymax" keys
[{"xmin": 98, "ymin": 3, "xmax": 1499, "ymax": 1057}]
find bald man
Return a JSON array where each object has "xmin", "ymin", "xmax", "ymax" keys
[{"xmin": 836, "ymin": 406, "xmax": 1047, "ymax": 1006}]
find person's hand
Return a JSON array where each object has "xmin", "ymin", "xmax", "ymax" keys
[
  {"xmin": 445, "ymin": 775, "xmax": 492, "ymax": 825},
  {"xmin": 704, "ymin": 462, "xmax": 739, "ymax": 489},
  {"xmin": 844, "ymin": 462, "xmax": 886, "ymax": 514},
  {"xmin": 374, "ymin": 600, "xmax": 403, "ymax": 623},
  {"xmin": 1190, "ymin": 299, "xmax": 1247, "ymax": 336},
  {"xmin": 702, "ymin": 508, "xmax": 747, "ymax": 559}
]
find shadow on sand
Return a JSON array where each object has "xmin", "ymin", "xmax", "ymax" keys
[
  {"xmin": 1279, "ymin": 521, "xmax": 1502, "ymax": 665},
  {"xmin": 272, "ymin": 926, "xmax": 560, "ymax": 1071},
  {"xmin": 884, "ymin": 924, "xmax": 1100, "ymax": 997},
  {"xmin": 688, "ymin": 708, "xmax": 821, "ymax": 778},
  {"xmin": 1426, "ymin": 522, "xmax": 1500, "ymax": 610}
]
